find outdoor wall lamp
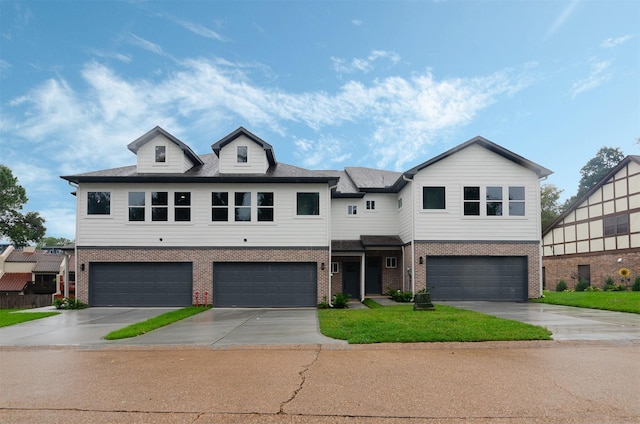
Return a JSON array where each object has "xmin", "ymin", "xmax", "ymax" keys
[
  {"xmin": 419, "ymin": 257, "xmax": 424, "ymax": 264},
  {"xmin": 81, "ymin": 264, "xmax": 85, "ymax": 271},
  {"xmin": 321, "ymin": 262, "xmax": 325, "ymax": 270}
]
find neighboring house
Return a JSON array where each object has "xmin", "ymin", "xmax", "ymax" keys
[
  {"xmin": 0, "ymin": 246, "xmax": 66, "ymax": 296},
  {"xmin": 61, "ymin": 126, "xmax": 551, "ymax": 307},
  {"xmin": 542, "ymin": 156, "xmax": 640, "ymax": 290}
]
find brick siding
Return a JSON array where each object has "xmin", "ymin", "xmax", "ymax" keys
[
  {"xmin": 329, "ymin": 250, "xmax": 404, "ymax": 297},
  {"xmin": 75, "ymin": 247, "xmax": 329, "ymax": 305}
]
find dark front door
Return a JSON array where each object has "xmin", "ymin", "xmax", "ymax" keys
[
  {"xmin": 578, "ymin": 265, "xmax": 591, "ymax": 286},
  {"xmin": 365, "ymin": 257, "xmax": 382, "ymax": 294},
  {"xmin": 342, "ymin": 262, "xmax": 360, "ymax": 299}
]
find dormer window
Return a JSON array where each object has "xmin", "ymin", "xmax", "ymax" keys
[
  {"xmin": 155, "ymin": 146, "xmax": 166, "ymax": 163},
  {"xmin": 237, "ymin": 146, "xmax": 248, "ymax": 163}
]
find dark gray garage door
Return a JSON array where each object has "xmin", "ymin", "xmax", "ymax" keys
[
  {"xmin": 89, "ymin": 262, "xmax": 192, "ymax": 307},
  {"xmin": 213, "ymin": 262, "xmax": 317, "ymax": 307},
  {"xmin": 426, "ymin": 256, "xmax": 527, "ymax": 301}
]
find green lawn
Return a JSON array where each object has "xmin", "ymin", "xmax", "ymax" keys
[
  {"xmin": 104, "ymin": 306, "xmax": 211, "ymax": 340},
  {"xmin": 531, "ymin": 291, "xmax": 640, "ymax": 314},
  {"xmin": 318, "ymin": 303, "xmax": 552, "ymax": 344},
  {"xmin": 0, "ymin": 309, "xmax": 59, "ymax": 328}
]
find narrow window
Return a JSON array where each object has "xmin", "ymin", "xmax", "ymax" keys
[
  {"xmin": 151, "ymin": 192, "xmax": 168, "ymax": 221},
  {"xmin": 257, "ymin": 192, "xmax": 274, "ymax": 222},
  {"xmin": 174, "ymin": 192, "xmax": 191, "ymax": 222},
  {"xmin": 366, "ymin": 200, "xmax": 376, "ymax": 210},
  {"xmin": 155, "ymin": 146, "xmax": 166, "ymax": 163},
  {"xmin": 235, "ymin": 192, "xmax": 251, "ymax": 221},
  {"xmin": 423, "ymin": 186, "xmax": 445, "ymax": 209},
  {"xmin": 486, "ymin": 186, "xmax": 503, "ymax": 216},
  {"xmin": 509, "ymin": 186, "xmax": 525, "ymax": 216},
  {"xmin": 331, "ymin": 262, "xmax": 339, "ymax": 273},
  {"xmin": 128, "ymin": 192, "xmax": 145, "ymax": 221},
  {"xmin": 297, "ymin": 192, "xmax": 320, "ymax": 216},
  {"xmin": 87, "ymin": 192, "xmax": 111, "ymax": 215},
  {"xmin": 397, "ymin": 198, "xmax": 403, "ymax": 209},
  {"xmin": 386, "ymin": 257, "xmax": 397, "ymax": 268},
  {"xmin": 237, "ymin": 146, "xmax": 248, "ymax": 163},
  {"xmin": 347, "ymin": 205, "xmax": 358, "ymax": 215},
  {"xmin": 212, "ymin": 192, "xmax": 229, "ymax": 221},
  {"xmin": 463, "ymin": 186, "xmax": 480, "ymax": 216}
]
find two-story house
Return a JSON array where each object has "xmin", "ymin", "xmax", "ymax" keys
[{"xmin": 62, "ymin": 127, "xmax": 551, "ymax": 307}]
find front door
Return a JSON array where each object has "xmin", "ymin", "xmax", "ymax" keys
[
  {"xmin": 365, "ymin": 257, "xmax": 382, "ymax": 294},
  {"xmin": 342, "ymin": 262, "xmax": 360, "ymax": 299}
]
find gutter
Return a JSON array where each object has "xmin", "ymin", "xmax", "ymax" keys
[{"xmin": 402, "ymin": 174, "xmax": 416, "ymax": 294}]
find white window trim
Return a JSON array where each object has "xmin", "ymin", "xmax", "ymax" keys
[
  {"xmin": 461, "ymin": 185, "xmax": 527, "ymax": 219},
  {"xmin": 385, "ymin": 257, "xmax": 397, "ymax": 268}
]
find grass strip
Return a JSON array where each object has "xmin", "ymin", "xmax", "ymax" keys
[
  {"xmin": 0, "ymin": 309, "xmax": 59, "ymax": 328},
  {"xmin": 531, "ymin": 291, "xmax": 640, "ymax": 314},
  {"xmin": 104, "ymin": 306, "xmax": 211, "ymax": 340},
  {"xmin": 319, "ymin": 304, "xmax": 551, "ymax": 344},
  {"xmin": 362, "ymin": 298, "xmax": 383, "ymax": 308}
]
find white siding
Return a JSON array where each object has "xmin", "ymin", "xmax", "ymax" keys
[
  {"xmin": 330, "ymin": 194, "xmax": 399, "ymax": 239},
  {"xmin": 218, "ymin": 136, "xmax": 269, "ymax": 174},
  {"xmin": 77, "ymin": 182, "xmax": 329, "ymax": 247},
  {"xmin": 136, "ymin": 135, "xmax": 195, "ymax": 173},
  {"xmin": 412, "ymin": 144, "xmax": 542, "ymax": 241},
  {"xmin": 397, "ymin": 184, "xmax": 414, "ymax": 243}
]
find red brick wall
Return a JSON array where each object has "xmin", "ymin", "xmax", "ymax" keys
[
  {"xmin": 329, "ymin": 250, "xmax": 403, "ymax": 297},
  {"xmin": 414, "ymin": 241, "xmax": 542, "ymax": 299},
  {"xmin": 543, "ymin": 250, "xmax": 640, "ymax": 290},
  {"xmin": 75, "ymin": 247, "xmax": 330, "ymax": 305}
]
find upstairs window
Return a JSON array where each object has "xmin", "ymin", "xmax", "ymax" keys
[
  {"xmin": 128, "ymin": 192, "xmax": 145, "ymax": 221},
  {"xmin": 463, "ymin": 187, "xmax": 480, "ymax": 216},
  {"xmin": 151, "ymin": 192, "xmax": 168, "ymax": 221},
  {"xmin": 604, "ymin": 214, "xmax": 629, "ymax": 236},
  {"xmin": 237, "ymin": 146, "xmax": 248, "ymax": 163},
  {"xmin": 297, "ymin": 192, "xmax": 320, "ymax": 216},
  {"xmin": 212, "ymin": 192, "xmax": 229, "ymax": 221},
  {"xmin": 423, "ymin": 187, "xmax": 445, "ymax": 210},
  {"xmin": 486, "ymin": 186, "xmax": 503, "ymax": 216},
  {"xmin": 366, "ymin": 200, "xmax": 376, "ymax": 210},
  {"xmin": 87, "ymin": 192, "xmax": 111, "ymax": 215},
  {"xmin": 509, "ymin": 186, "xmax": 525, "ymax": 216},
  {"xmin": 174, "ymin": 192, "xmax": 191, "ymax": 222},
  {"xmin": 155, "ymin": 146, "xmax": 166, "ymax": 163},
  {"xmin": 257, "ymin": 192, "xmax": 274, "ymax": 222},
  {"xmin": 235, "ymin": 192, "xmax": 251, "ymax": 221},
  {"xmin": 347, "ymin": 205, "xmax": 358, "ymax": 215}
]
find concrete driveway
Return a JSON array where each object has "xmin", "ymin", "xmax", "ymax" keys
[{"xmin": 0, "ymin": 307, "xmax": 343, "ymax": 347}]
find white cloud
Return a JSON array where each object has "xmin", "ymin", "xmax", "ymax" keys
[
  {"xmin": 90, "ymin": 50, "xmax": 132, "ymax": 63},
  {"xmin": 571, "ymin": 60, "xmax": 611, "ymax": 98},
  {"xmin": 128, "ymin": 33, "xmax": 166, "ymax": 56},
  {"xmin": 351, "ymin": 19, "xmax": 363, "ymax": 27},
  {"xmin": 546, "ymin": 0, "xmax": 579, "ymax": 38},
  {"xmin": 331, "ymin": 50, "xmax": 401, "ymax": 74},
  {"xmin": 0, "ymin": 59, "xmax": 11, "ymax": 77},
  {"xmin": 601, "ymin": 34, "xmax": 633, "ymax": 48},
  {"xmin": 294, "ymin": 136, "xmax": 351, "ymax": 168},
  {"xmin": 175, "ymin": 19, "xmax": 226, "ymax": 41}
]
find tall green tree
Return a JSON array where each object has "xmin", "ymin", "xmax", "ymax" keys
[
  {"xmin": 541, "ymin": 184, "xmax": 563, "ymax": 231},
  {"xmin": 0, "ymin": 165, "xmax": 46, "ymax": 246},
  {"xmin": 37, "ymin": 236, "xmax": 73, "ymax": 248}
]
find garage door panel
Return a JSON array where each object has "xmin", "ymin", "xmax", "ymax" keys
[
  {"xmin": 214, "ymin": 262, "xmax": 317, "ymax": 307},
  {"xmin": 427, "ymin": 256, "xmax": 526, "ymax": 301},
  {"xmin": 90, "ymin": 262, "xmax": 192, "ymax": 307}
]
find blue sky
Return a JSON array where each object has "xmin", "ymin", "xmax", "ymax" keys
[{"xmin": 1, "ymin": 0, "xmax": 638, "ymax": 241}]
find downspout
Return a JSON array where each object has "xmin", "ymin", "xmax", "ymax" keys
[
  {"xmin": 402, "ymin": 175, "xmax": 416, "ymax": 294},
  {"xmin": 69, "ymin": 181, "xmax": 79, "ymax": 302},
  {"xmin": 536, "ymin": 176, "xmax": 547, "ymax": 298},
  {"xmin": 327, "ymin": 182, "xmax": 338, "ymax": 306}
]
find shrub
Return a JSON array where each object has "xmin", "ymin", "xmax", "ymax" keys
[
  {"xmin": 632, "ymin": 276, "xmax": 640, "ymax": 292},
  {"xmin": 317, "ymin": 296, "xmax": 330, "ymax": 309},
  {"xmin": 575, "ymin": 279, "xmax": 589, "ymax": 292},
  {"xmin": 603, "ymin": 276, "xmax": 615, "ymax": 291},
  {"xmin": 584, "ymin": 285, "xmax": 601, "ymax": 292},
  {"xmin": 53, "ymin": 297, "xmax": 87, "ymax": 310},
  {"xmin": 332, "ymin": 293, "xmax": 351, "ymax": 309},
  {"xmin": 390, "ymin": 290, "xmax": 414, "ymax": 303},
  {"xmin": 555, "ymin": 280, "xmax": 567, "ymax": 292},
  {"xmin": 606, "ymin": 283, "xmax": 627, "ymax": 292}
]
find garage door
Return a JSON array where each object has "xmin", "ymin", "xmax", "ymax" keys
[
  {"xmin": 89, "ymin": 262, "xmax": 192, "ymax": 307},
  {"xmin": 213, "ymin": 262, "xmax": 317, "ymax": 307},
  {"xmin": 426, "ymin": 256, "xmax": 527, "ymax": 301}
]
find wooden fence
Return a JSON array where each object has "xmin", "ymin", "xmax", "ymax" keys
[{"xmin": 0, "ymin": 293, "xmax": 53, "ymax": 309}]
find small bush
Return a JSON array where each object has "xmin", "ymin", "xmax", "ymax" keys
[
  {"xmin": 390, "ymin": 290, "xmax": 414, "ymax": 303},
  {"xmin": 332, "ymin": 293, "xmax": 351, "ymax": 309},
  {"xmin": 606, "ymin": 283, "xmax": 627, "ymax": 292},
  {"xmin": 584, "ymin": 285, "xmax": 601, "ymax": 292},
  {"xmin": 575, "ymin": 279, "xmax": 589, "ymax": 292},
  {"xmin": 632, "ymin": 276, "xmax": 640, "ymax": 292},
  {"xmin": 53, "ymin": 297, "xmax": 87, "ymax": 310},
  {"xmin": 555, "ymin": 280, "xmax": 567, "ymax": 292},
  {"xmin": 603, "ymin": 276, "xmax": 615, "ymax": 291},
  {"xmin": 317, "ymin": 296, "xmax": 330, "ymax": 309}
]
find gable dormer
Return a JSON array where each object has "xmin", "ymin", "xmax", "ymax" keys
[
  {"xmin": 127, "ymin": 126, "xmax": 203, "ymax": 174},
  {"xmin": 211, "ymin": 127, "xmax": 277, "ymax": 174}
]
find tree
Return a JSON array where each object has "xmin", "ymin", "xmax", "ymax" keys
[
  {"xmin": 541, "ymin": 184, "xmax": 563, "ymax": 231},
  {"xmin": 0, "ymin": 165, "xmax": 46, "ymax": 246},
  {"xmin": 37, "ymin": 236, "xmax": 73, "ymax": 248},
  {"xmin": 576, "ymin": 147, "xmax": 625, "ymax": 198}
]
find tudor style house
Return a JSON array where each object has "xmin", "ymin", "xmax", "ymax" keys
[
  {"xmin": 542, "ymin": 155, "xmax": 640, "ymax": 289},
  {"xmin": 62, "ymin": 127, "xmax": 552, "ymax": 307}
]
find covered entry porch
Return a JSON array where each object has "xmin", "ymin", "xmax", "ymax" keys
[{"xmin": 330, "ymin": 236, "xmax": 405, "ymax": 301}]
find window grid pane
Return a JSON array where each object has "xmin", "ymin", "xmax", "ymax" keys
[{"xmin": 297, "ymin": 193, "xmax": 320, "ymax": 215}]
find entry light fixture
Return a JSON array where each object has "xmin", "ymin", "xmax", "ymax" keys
[
  {"xmin": 419, "ymin": 257, "xmax": 424, "ymax": 264},
  {"xmin": 321, "ymin": 262, "xmax": 325, "ymax": 270}
]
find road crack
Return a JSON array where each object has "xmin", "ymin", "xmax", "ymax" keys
[{"xmin": 278, "ymin": 345, "xmax": 321, "ymax": 414}]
